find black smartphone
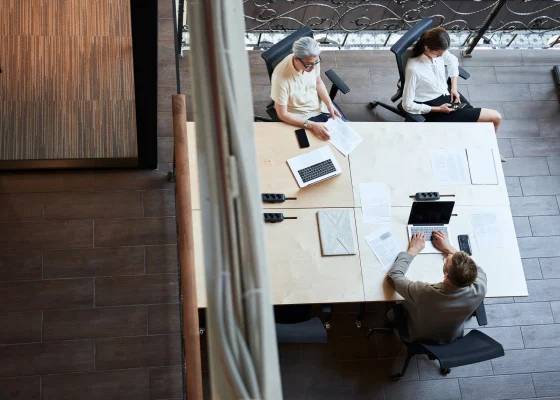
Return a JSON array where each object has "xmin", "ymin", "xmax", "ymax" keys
[
  {"xmin": 452, "ymin": 103, "xmax": 467, "ymax": 110},
  {"xmin": 295, "ymin": 129, "xmax": 310, "ymax": 148},
  {"xmin": 458, "ymin": 234, "xmax": 472, "ymax": 255}
]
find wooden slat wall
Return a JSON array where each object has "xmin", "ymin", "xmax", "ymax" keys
[{"xmin": 0, "ymin": 0, "xmax": 137, "ymax": 161}]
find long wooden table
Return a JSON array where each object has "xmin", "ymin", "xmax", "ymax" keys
[{"xmin": 187, "ymin": 122, "xmax": 528, "ymax": 307}]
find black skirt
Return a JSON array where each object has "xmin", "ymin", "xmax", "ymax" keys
[{"xmin": 421, "ymin": 94, "xmax": 481, "ymax": 123}]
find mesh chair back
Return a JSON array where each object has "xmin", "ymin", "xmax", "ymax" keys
[
  {"xmin": 261, "ymin": 27, "xmax": 314, "ymax": 80},
  {"xmin": 390, "ymin": 18, "xmax": 435, "ymax": 88}
]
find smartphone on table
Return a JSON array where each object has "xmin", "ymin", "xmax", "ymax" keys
[{"xmin": 295, "ymin": 129, "xmax": 310, "ymax": 149}]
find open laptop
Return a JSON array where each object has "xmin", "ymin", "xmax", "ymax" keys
[
  {"xmin": 407, "ymin": 201, "xmax": 455, "ymax": 254},
  {"xmin": 287, "ymin": 146, "xmax": 342, "ymax": 188}
]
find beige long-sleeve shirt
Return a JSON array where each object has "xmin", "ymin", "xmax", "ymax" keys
[{"xmin": 387, "ymin": 252, "xmax": 487, "ymax": 344}]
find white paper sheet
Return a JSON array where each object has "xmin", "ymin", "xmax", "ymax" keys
[
  {"xmin": 359, "ymin": 182, "xmax": 391, "ymax": 224},
  {"xmin": 325, "ymin": 118, "xmax": 363, "ymax": 156},
  {"xmin": 365, "ymin": 228, "xmax": 404, "ymax": 271},
  {"xmin": 430, "ymin": 149, "xmax": 470, "ymax": 185},
  {"xmin": 471, "ymin": 211, "xmax": 503, "ymax": 250},
  {"xmin": 467, "ymin": 148, "xmax": 498, "ymax": 185}
]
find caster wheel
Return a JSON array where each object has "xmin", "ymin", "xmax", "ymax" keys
[
  {"xmin": 440, "ymin": 368, "xmax": 451, "ymax": 376},
  {"xmin": 355, "ymin": 320, "xmax": 362, "ymax": 328},
  {"xmin": 324, "ymin": 322, "xmax": 330, "ymax": 329},
  {"xmin": 369, "ymin": 101, "xmax": 378, "ymax": 109},
  {"xmin": 199, "ymin": 328, "xmax": 205, "ymax": 335}
]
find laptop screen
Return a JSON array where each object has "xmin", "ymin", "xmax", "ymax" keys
[{"xmin": 407, "ymin": 201, "xmax": 455, "ymax": 225}]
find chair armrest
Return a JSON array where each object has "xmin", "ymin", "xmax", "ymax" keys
[
  {"xmin": 475, "ymin": 301, "xmax": 488, "ymax": 326},
  {"xmin": 459, "ymin": 66, "xmax": 470, "ymax": 81},
  {"xmin": 265, "ymin": 101, "xmax": 282, "ymax": 122},
  {"xmin": 325, "ymin": 69, "xmax": 350, "ymax": 95},
  {"xmin": 254, "ymin": 116, "xmax": 273, "ymax": 122}
]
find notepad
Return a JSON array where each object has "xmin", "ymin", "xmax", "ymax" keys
[
  {"xmin": 467, "ymin": 148, "xmax": 498, "ymax": 185},
  {"xmin": 317, "ymin": 210, "xmax": 357, "ymax": 256}
]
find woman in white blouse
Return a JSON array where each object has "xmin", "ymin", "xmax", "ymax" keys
[{"xmin": 402, "ymin": 27, "xmax": 502, "ymax": 133}]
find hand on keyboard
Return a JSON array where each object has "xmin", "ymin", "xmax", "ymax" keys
[
  {"xmin": 432, "ymin": 231, "xmax": 457, "ymax": 256},
  {"xmin": 407, "ymin": 232, "xmax": 426, "ymax": 257}
]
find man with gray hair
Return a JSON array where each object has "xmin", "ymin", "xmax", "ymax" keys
[{"xmin": 270, "ymin": 36, "xmax": 345, "ymax": 140}]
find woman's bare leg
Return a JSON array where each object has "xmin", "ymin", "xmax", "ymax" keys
[{"xmin": 478, "ymin": 108, "xmax": 504, "ymax": 161}]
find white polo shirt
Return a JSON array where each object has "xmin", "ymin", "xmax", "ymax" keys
[{"xmin": 270, "ymin": 54, "xmax": 328, "ymax": 120}]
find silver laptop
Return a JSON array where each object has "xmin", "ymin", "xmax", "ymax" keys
[
  {"xmin": 287, "ymin": 146, "xmax": 342, "ymax": 188},
  {"xmin": 407, "ymin": 201, "xmax": 455, "ymax": 254}
]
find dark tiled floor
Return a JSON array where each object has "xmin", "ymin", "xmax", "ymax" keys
[
  {"xmin": 0, "ymin": 3, "xmax": 180, "ymax": 400},
  {"xmin": 235, "ymin": 48, "xmax": 557, "ymax": 399}
]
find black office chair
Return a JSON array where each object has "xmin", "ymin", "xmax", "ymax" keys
[
  {"xmin": 369, "ymin": 17, "xmax": 471, "ymax": 122},
  {"xmin": 260, "ymin": 27, "xmax": 350, "ymax": 122},
  {"xmin": 200, "ymin": 305, "xmax": 330, "ymax": 343},
  {"xmin": 367, "ymin": 301, "xmax": 504, "ymax": 380},
  {"xmin": 274, "ymin": 304, "xmax": 329, "ymax": 343}
]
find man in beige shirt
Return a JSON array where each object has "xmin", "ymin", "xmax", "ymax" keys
[
  {"xmin": 387, "ymin": 231, "xmax": 487, "ymax": 344},
  {"xmin": 270, "ymin": 37, "xmax": 346, "ymax": 141}
]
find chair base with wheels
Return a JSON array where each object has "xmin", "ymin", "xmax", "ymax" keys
[{"xmin": 367, "ymin": 302, "xmax": 504, "ymax": 381}]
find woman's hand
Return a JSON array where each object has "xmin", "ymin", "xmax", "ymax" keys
[
  {"xmin": 438, "ymin": 103, "xmax": 457, "ymax": 113},
  {"xmin": 327, "ymin": 104, "xmax": 342, "ymax": 119},
  {"xmin": 450, "ymin": 88, "xmax": 460, "ymax": 104},
  {"xmin": 308, "ymin": 121, "xmax": 330, "ymax": 140}
]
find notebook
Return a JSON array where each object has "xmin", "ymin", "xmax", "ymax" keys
[
  {"xmin": 317, "ymin": 210, "xmax": 357, "ymax": 256},
  {"xmin": 467, "ymin": 148, "xmax": 498, "ymax": 185}
]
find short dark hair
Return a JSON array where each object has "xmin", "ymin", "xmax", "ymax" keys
[
  {"xmin": 412, "ymin": 27, "xmax": 451, "ymax": 57},
  {"xmin": 448, "ymin": 251, "xmax": 478, "ymax": 287}
]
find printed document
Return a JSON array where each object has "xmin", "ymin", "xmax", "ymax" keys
[
  {"xmin": 325, "ymin": 118, "xmax": 363, "ymax": 156},
  {"xmin": 359, "ymin": 182, "xmax": 391, "ymax": 224},
  {"xmin": 430, "ymin": 149, "xmax": 470, "ymax": 185},
  {"xmin": 471, "ymin": 211, "xmax": 503, "ymax": 249},
  {"xmin": 365, "ymin": 228, "xmax": 404, "ymax": 271}
]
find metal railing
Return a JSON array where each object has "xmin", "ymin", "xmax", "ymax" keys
[{"xmin": 177, "ymin": 0, "xmax": 560, "ymax": 53}]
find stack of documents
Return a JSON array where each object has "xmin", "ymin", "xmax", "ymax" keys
[
  {"xmin": 359, "ymin": 182, "xmax": 391, "ymax": 224},
  {"xmin": 430, "ymin": 149, "xmax": 470, "ymax": 185},
  {"xmin": 471, "ymin": 211, "xmax": 503, "ymax": 250},
  {"xmin": 325, "ymin": 118, "xmax": 363, "ymax": 156}
]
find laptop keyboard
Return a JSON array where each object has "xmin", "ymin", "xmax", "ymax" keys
[
  {"xmin": 411, "ymin": 226, "xmax": 449, "ymax": 240},
  {"xmin": 298, "ymin": 160, "xmax": 336, "ymax": 183}
]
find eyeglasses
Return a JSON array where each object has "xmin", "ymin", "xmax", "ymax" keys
[{"xmin": 297, "ymin": 56, "xmax": 321, "ymax": 69}]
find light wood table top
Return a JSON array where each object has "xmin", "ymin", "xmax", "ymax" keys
[
  {"xmin": 348, "ymin": 122, "xmax": 509, "ymax": 207},
  {"xmin": 186, "ymin": 122, "xmax": 354, "ymax": 210},
  {"xmin": 355, "ymin": 206, "xmax": 527, "ymax": 301},
  {"xmin": 192, "ymin": 208, "xmax": 365, "ymax": 308},
  {"xmin": 188, "ymin": 121, "xmax": 527, "ymax": 305}
]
